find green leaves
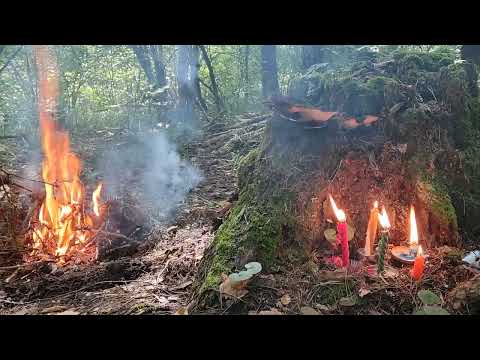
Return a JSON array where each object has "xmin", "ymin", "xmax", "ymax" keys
[
  {"xmin": 324, "ymin": 224, "xmax": 355, "ymax": 245},
  {"xmin": 417, "ymin": 290, "xmax": 442, "ymax": 306},
  {"xmin": 413, "ymin": 306, "xmax": 450, "ymax": 315},
  {"xmin": 414, "ymin": 290, "xmax": 450, "ymax": 315}
]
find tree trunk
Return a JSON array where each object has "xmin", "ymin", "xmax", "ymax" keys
[
  {"xmin": 148, "ymin": 45, "xmax": 167, "ymax": 88},
  {"xmin": 261, "ymin": 45, "xmax": 280, "ymax": 99},
  {"xmin": 461, "ymin": 45, "xmax": 480, "ymax": 65},
  {"xmin": 301, "ymin": 45, "xmax": 325, "ymax": 70},
  {"xmin": 191, "ymin": 46, "xmax": 208, "ymax": 113},
  {"xmin": 130, "ymin": 45, "xmax": 156, "ymax": 86},
  {"xmin": 198, "ymin": 45, "xmax": 224, "ymax": 112},
  {"xmin": 244, "ymin": 45, "xmax": 250, "ymax": 105}
]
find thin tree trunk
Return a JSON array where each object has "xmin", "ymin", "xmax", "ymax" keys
[
  {"xmin": 148, "ymin": 45, "xmax": 167, "ymax": 88},
  {"xmin": 176, "ymin": 45, "xmax": 197, "ymax": 120},
  {"xmin": 261, "ymin": 45, "xmax": 280, "ymax": 99},
  {"xmin": 130, "ymin": 45, "xmax": 155, "ymax": 86},
  {"xmin": 301, "ymin": 45, "xmax": 324, "ymax": 70},
  {"xmin": 461, "ymin": 45, "xmax": 480, "ymax": 65},
  {"xmin": 198, "ymin": 45, "xmax": 224, "ymax": 112},
  {"xmin": 244, "ymin": 45, "xmax": 250, "ymax": 105},
  {"xmin": 192, "ymin": 46, "xmax": 208, "ymax": 113}
]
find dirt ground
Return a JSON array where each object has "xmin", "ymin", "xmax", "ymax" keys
[{"xmin": 0, "ymin": 114, "xmax": 264, "ymax": 315}]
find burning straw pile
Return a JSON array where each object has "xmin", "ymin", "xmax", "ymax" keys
[
  {"xmin": 19, "ymin": 46, "xmax": 106, "ymax": 263},
  {"xmin": 0, "ymin": 46, "xmax": 145, "ymax": 268}
]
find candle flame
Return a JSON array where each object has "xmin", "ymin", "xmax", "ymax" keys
[
  {"xmin": 329, "ymin": 194, "xmax": 346, "ymax": 222},
  {"xmin": 378, "ymin": 206, "xmax": 390, "ymax": 229},
  {"xmin": 409, "ymin": 206, "xmax": 418, "ymax": 247},
  {"xmin": 417, "ymin": 245, "xmax": 423, "ymax": 257},
  {"xmin": 373, "ymin": 201, "xmax": 378, "ymax": 208}
]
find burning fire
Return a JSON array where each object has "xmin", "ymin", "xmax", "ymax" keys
[
  {"xmin": 30, "ymin": 46, "xmax": 104, "ymax": 259},
  {"xmin": 409, "ymin": 205, "xmax": 418, "ymax": 247},
  {"xmin": 417, "ymin": 245, "xmax": 423, "ymax": 257},
  {"xmin": 329, "ymin": 194, "xmax": 346, "ymax": 222},
  {"xmin": 378, "ymin": 207, "xmax": 391, "ymax": 229}
]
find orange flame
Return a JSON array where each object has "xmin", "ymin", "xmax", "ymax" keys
[
  {"xmin": 93, "ymin": 183, "xmax": 103, "ymax": 217},
  {"xmin": 329, "ymin": 194, "xmax": 346, "ymax": 222},
  {"xmin": 409, "ymin": 205, "xmax": 418, "ymax": 247},
  {"xmin": 417, "ymin": 245, "xmax": 423, "ymax": 257},
  {"xmin": 378, "ymin": 206, "xmax": 391, "ymax": 229},
  {"xmin": 30, "ymin": 46, "xmax": 103, "ymax": 259}
]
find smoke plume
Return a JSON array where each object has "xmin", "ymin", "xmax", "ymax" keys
[{"xmin": 99, "ymin": 132, "xmax": 202, "ymax": 219}]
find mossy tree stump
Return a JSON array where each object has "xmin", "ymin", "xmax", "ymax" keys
[{"xmin": 191, "ymin": 49, "xmax": 480, "ymax": 311}]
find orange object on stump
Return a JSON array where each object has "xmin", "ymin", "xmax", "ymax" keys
[{"xmin": 410, "ymin": 245, "xmax": 425, "ymax": 281}]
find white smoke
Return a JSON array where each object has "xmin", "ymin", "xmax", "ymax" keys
[{"xmin": 99, "ymin": 132, "xmax": 202, "ymax": 218}]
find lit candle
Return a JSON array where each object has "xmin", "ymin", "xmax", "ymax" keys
[
  {"xmin": 365, "ymin": 201, "xmax": 379, "ymax": 257},
  {"xmin": 329, "ymin": 194, "xmax": 349, "ymax": 267},
  {"xmin": 410, "ymin": 245, "xmax": 425, "ymax": 281},
  {"xmin": 409, "ymin": 206, "xmax": 419, "ymax": 252},
  {"xmin": 377, "ymin": 207, "xmax": 391, "ymax": 274}
]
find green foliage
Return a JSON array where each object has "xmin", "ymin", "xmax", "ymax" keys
[
  {"xmin": 413, "ymin": 290, "xmax": 450, "ymax": 315},
  {"xmin": 0, "ymin": 45, "xmax": 462, "ymax": 134},
  {"xmin": 417, "ymin": 289, "xmax": 442, "ymax": 305}
]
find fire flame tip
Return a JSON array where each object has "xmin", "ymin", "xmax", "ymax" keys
[
  {"xmin": 418, "ymin": 245, "xmax": 423, "ymax": 256},
  {"xmin": 329, "ymin": 194, "xmax": 346, "ymax": 222},
  {"xmin": 409, "ymin": 205, "xmax": 419, "ymax": 246},
  {"xmin": 378, "ymin": 206, "xmax": 391, "ymax": 229}
]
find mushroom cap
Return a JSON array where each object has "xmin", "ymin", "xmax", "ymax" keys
[
  {"xmin": 244, "ymin": 262, "xmax": 262, "ymax": 275},
  {"xmin": 227, "ymin": 262, "xmax": 262, "ymax": 284}
]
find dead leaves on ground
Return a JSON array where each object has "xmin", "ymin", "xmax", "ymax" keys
[
  {"xmin": 219, "ymin": 262, "xmax": 262, "ymax": 302},
  {"xmin": 219, "ymin": 273, "xmax": 250, "ymax": 300}
]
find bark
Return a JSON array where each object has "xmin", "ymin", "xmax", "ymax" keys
[
  {"xmin": 244, "ymin": 45, "xmax": 250, "ymax": 103},
  {"xmin": 261, "ymin": 45, "xmax": 280, "ymax": 99},
  {"xmin": 148, "ymin": 45, "xmax": 167, "ymax": 88},
  {"xmin": 461, "ymin": 45, "xmax": 480, "ymax": 65},
  {"xmin": 192, "ymin": 46, "xmax": 208, "ymax": 113},
  {"xmin": 198, "ymin": 45, "xmax": 224, "ymax": 111},
  {"xmin": 130, "ymin": 45, "xmax": 156, "ymax": 86}
]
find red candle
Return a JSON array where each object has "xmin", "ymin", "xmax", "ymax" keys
[
  {"xmin": 329, "ymin": 195, "xmax": 349, "ymax": 267},
  {"xmin": 410, "ymin": 245, "xmax": 425, "ymax": 281}
]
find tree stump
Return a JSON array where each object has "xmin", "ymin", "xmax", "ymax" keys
[{"xmin": 191, "ymin": 48, "xmax": 480, "ymax": 311}]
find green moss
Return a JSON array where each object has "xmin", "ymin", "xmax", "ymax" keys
[
  {"xmin": 199, "ymin": 145, "xmax": 298, "ymax": 293},
  {"xmin": 429, "ymin": 179, "xmax": 458, "ymax": 227},
  {"xmin": 392, "ymin": 49, "xmax": 455, "ymax": 74}
]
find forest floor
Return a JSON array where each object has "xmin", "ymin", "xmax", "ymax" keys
[
  {"xmin": 0, "ymin": 113, "xmax": 265, "ymax": 315},
  {"xmin": 0, "ymin": 113, "xmax": 479, "ymax": 315}
]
